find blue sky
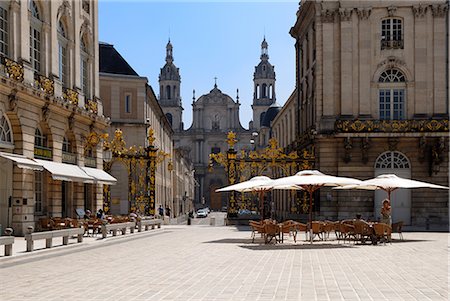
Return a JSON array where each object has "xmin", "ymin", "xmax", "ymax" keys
[{"xmin": 98, "ymin": 1, "xmax": 298, "ymax": 129}]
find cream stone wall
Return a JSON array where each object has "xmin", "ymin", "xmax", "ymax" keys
[
  {"xmin": 0, "ymin": 0, "xmax": 107, "ymax": 235},
  {"xmin": 100, "ymin": 71, "xmax": 194, "ymax": 218},
  {"xmin": 281, "ymin": 0, "xmax": 449, "ymax": 228}
]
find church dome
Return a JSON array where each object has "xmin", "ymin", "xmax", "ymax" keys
[{"xmin": 261, "ymin": 102, "xmax": 281, "ymax": 127}]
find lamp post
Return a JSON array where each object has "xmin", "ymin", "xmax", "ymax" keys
[{"xmin": 102, "ymin": 148, "xmax": 113, "ymax": 214}]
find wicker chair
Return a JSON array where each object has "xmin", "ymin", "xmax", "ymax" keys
[
  {"xmin": 264, "ymin": 223, "xmax": 281, "ymax": 244},
  {"xmin": 373, "ymin": 223, "xmax": 392, "ymax": 245},
  {"xmin": 338, "ymin": 222, "xmax": 356, "ymax": 244},
  {"xmin": 249, "ymin": 220, "xmax": 265, "ymax": 243},
  {"xmin": 391, "ymin": 221, "xmax": 404, "ymax": 240},
  {"xmin": 353, "ymin": 220, "xmax": 375, "ymax": 244}
]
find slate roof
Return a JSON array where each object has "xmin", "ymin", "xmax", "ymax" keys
[{"xmin": 99, "ymin": 42, "xmax": 139, "ymax": 76}]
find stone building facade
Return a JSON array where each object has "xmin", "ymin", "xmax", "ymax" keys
[
  {"xmin": 279, "ymin": 0, "xmax": 449, "ymax": 228},
  {"xmin": 158, "ymin": 41, "xmax": 283, "ymax": 210},
  {"xmin": 0, "ymin": 0, "xmax": 110, "ymax": 235},
  {"xmin": 100, "ymin": 42, "xmax": 194, "ymax": 218}
]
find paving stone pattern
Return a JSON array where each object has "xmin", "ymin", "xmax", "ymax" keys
[{"xmin": 0, "ymin": 222, "xmax": 448, "ymax": 301}]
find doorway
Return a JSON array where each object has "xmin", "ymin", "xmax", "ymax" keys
[{"xmin": 374, "ymin": 151, "xmax": 411, "ymax": 225}]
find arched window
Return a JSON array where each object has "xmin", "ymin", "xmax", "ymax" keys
[
  {"xmin": 34, "ymin": 128, "xmax": 46, "ymax": 147},
  {"xmin": 260, "ymin": 112, "xmax": 266, "ymax": 127},
  {"xmin": 262, "ymin": 83, "xmax": 267, "ymax": 98},
  {"xmin": 378, "ymin": 69, "xmax": 406, "ymax": 120},
  {"xmin": 379, "ymin": 69, "xmax": 405, "ymax": 83},
  {"xmin": 30, "ymin": 1, "xmax": 42, "ymax": 73},
  {"xmin": 58, "ymin": 20, "xmax": 69, "ymax": 87},
  {"xmin": 375, "ymin": 151, "xmax": 410, "ymax": 169},
  {"xmin": 166, "ymin": 85, "xmax": 171, "ymax": 99},
  {"xmin": 0, "ymin": 4, "xmax": 8, "ymax": 57},
  {"xmin": 381, "ymin": 18, "xmax": 403, "ymax": 50},
  {"xmin": 165, "ymin": 113, "xmax": 173, "ymax": 126},
  {"xmin": 80, "ymin": 34, "xmax": 90, "ymax": 98},
  {"xmin": 256, "ymin": 84, "xmax": 260, "ymax": 99},
  {"xmin": 0, "ymin": 113, "xmax": 12, "ymax": 145}
]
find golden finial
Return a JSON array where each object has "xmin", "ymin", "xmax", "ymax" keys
[
  {"xmin": 227, "ymin": 131, "xmax": 237, "ymax": 148},
  {"xmin": 268, "ymin": 137, "xmax": 278, "ymax": 149},
  {"xmin": 147, "ymin": 128, "xmax": 156, "ymax": 146}
]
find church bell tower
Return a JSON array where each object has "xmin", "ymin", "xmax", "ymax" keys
[
  {"xmin": 252, "ymin": 37, "xmax": 276, "ymax": 130},
  {"xmin": 159, "ymin": 40, "xmax": 183, "ymax": 131}
]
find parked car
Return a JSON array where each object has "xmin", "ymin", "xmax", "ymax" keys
[
  {"xmin": 203, "ymin": 207, "xmax": 211, "ymax": 213},
  {"xmin": 196, "ymin": 209, "xmax": 208, "ymax": 218}
]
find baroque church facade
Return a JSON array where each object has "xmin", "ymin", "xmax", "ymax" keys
[{"xmin": 158, "ymin": 39, "xmax": 278, "ymax": 210}]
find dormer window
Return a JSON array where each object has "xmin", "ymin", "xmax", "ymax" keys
[{"xmin": 381, "ymin": 18, "xmax": 403, "ymax": 50}]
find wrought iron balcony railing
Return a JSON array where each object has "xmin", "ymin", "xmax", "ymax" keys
[
  {"xmin": 62, "ymin": 151, "xmax": 77, "ymax": 164},
  {"xmin": 62, "ymin": 87, "xmax": 79, "ymax": 106},
  {"xmin": 84, "ymin": 156, "xmax": 96, "ymax": 168},
  {"xmin": 34, "ymin": 73, "xmax": 54, "ymax": 95},
  {"xmin": 381, "ymin": 38, "xmax": 404, "ymax": 50},
  {"xmin": 0, "ymin": 55, "xmax": 24, "ymax": 82},
  {"xmin": 34, "ymin": 145, "xmax": 52, "ymax": 160}
]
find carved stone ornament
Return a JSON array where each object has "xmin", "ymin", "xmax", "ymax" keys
[
  {"xmin": 377, "ymin": 56, "xmax": 406, "ymax": 70},
  {"xmin": 431, "ymin": 4, "xmax": 448, "ymax": 17},
  {"xmin": 8, "ymin": 89, "xmax": 18, "ymax": 112},
  {"xmin": 387, "ymin": 6, "xmax": 397, "ymax": 17},
  {"xmin": 388, "ymin": 137, "xmax": 399, "ymax": 151},
  {"xmin": 361, "ymin": 137, "xmax": 370, "ymax": 164},
  {"xmin": 68, "ymin": 113, "xmax": 75, "ymax": 131},
  {"xmin": 80, "ymin": 19, "xmax": 92, "ymax": 37},
  {"xmin": 412, "ymin": 4, "xmax": 428, "ymax": 18},
  {"xmin": 356, "ymin": 8, "xmax": 371, "ymax": 20},
  {"xmin": 42, "ymin": 103, "xmax": 51, "ymax": 122},
  {"xmin": 321, "ymin": 9, "xmax": 336, "ymax": 23},
  {"xmin": 418, "ymin": 136, "xmax": 427, "ymax": 163},
  {"xmin": 57, "ymin": 1, "xmax": 71, "ymax": 19},
  {"xmin": 343, "ymin": 137, "xmax": 352, "ymax": 163},
  {"xmin": 339, "ymin": 8, "xmax": 352, "ymax": 21}
]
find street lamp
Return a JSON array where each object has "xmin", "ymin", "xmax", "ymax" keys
[{"xmin": 251, "ymin": 131, "xmax": 259, "ymax": 150}]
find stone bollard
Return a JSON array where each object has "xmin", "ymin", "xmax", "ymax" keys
[
  {"xmin": 4, "ymin": 228, "xmax": 13, "ymax": 236},
  {"xmin": 210, "ymin": 217, "xmax": 215, "ymax": 226}
]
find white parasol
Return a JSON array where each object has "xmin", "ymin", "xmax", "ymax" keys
[
  {"xmin": 216, "ymin": 176, "xmax": 275, "ymax": 220},
  {"xmin": 270, "ymin": 170, "xmax": 362, "ymax": 243}
]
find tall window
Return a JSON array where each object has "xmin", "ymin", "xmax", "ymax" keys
[
  {"xmin": 125, "ymin": 94, "xmax": 131, "ymax": 113},
  {"xmin": 35, "ymin": 172, "xmax": 43, "ymax": 214},
  {"xmin": 34, "ymin": 128, "xmax": 47, "ymax": 147},
  {"xmin": 166, "ymin": 85, "xmax": 171, "ymax": 99},
  {"xmin": 0, "ymin": 114, "xmax": 12, "ymax": 145},
  {"xmin": 379, "ymin": 69, "xmax": 406, "ymax": 120},
  {"xmin": 58, "ymin": 20, "xmax": 68, "ymax": 87},
  {"xmin": 381, "ymin": 18, "xmax": 403, "ymax": 49},
  {"xmin": 262, "ymin": 83, "xmax": 267, "ymax": 98},
  {"xmin": 80, "ymin": 36, "xmax": 89, "ymax": 98},
  {"xmin": 62, "ymin": 136, "xmax": 71, "ymax": 152},
  {"xmin": 0, "ymin": 6, "xmax": 8, "ymax": 57},
  {"xmin": 260, "ymin": 112, "xmax": 266, "ymax": 127},
  {"xmin": 165, "ymin": 113, "xmax": 173, "ymax": 126},
  {"xmin": 29, "ymin": 1, "xmax": 42, "ymax": 73}
]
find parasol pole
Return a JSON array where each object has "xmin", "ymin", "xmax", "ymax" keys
[
  {"xmin": 308, "ymin": 188, "xmax": 313, "ymax": 244},
  {"xmin": 259, "ymin": 190, "xmax": 264, "ymax": 222}
]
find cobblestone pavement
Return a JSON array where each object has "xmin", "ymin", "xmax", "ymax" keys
[{"xmin": 0, "ymin": 218, "xmax": 448, "ymax": 301}]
